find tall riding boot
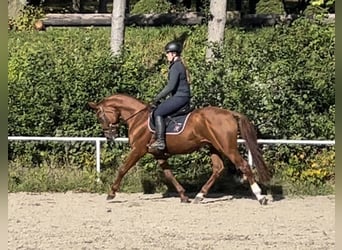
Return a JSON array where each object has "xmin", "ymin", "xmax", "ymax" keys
[{"xmin": 150, "ymin": 116, "xmax": 166, "ymax": 151}]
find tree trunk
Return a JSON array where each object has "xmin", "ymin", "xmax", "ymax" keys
[
  {"xmin": 206, "ymin": 0, "xmax": 227, "ymax": 60},
  {"xmin": 111, "ymin": 0, "xmax": 126, "ymax": 56},
  {"xmin": 8, "ymin": 0, "xmax": 26, "ymax": 19}
]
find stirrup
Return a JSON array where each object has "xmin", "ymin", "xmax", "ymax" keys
[{"xmin": 149, "ymin": 140, "xmax": 165, "ymax": 151}]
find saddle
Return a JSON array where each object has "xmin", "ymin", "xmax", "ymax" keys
[{"xmin": 148, "ymin": 103, "xmax": 194, "ymax": 135}]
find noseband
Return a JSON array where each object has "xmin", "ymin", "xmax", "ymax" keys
[
  {"xmin": 97, "ymin": 105, "xmax": 149, "ymax": 138},
  {"xmin": 97, "ymin": 107, "xmax": 119, "ymax": 136}
]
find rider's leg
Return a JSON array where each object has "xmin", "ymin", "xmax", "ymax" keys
[
  {"xmin": 150, "ymin": 96, "xmax": 190, "ymax": 151},
  {"xmin": 150, "ymin": 115, "xmax": 166, "ymax": 150}
]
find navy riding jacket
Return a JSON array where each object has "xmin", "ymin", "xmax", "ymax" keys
[{"xmin": 154, "ymin": 58, "xmax": 191, "ymax": 102}]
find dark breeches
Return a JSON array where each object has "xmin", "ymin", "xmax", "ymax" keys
[{"xmin": 154, "ymin": 96, "xmax": 189, "ymax": 119}]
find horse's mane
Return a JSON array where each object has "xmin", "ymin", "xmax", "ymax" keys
[{"xmin": 99, "ymin": 93, "xmax": 144, "ymax": 104}]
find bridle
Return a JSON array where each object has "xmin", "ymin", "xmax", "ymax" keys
[
  {"xmin": 97, "ymin": 105, "xmax": 150, "ymax": 138},
  {"xmin": 97, "ymin": 106, "xmax": 119, "ymax": 137}
]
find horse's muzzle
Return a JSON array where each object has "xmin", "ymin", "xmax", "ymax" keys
[{"xmin": 103, "ymin": 124, "xmax": 118, "ymax": 141}]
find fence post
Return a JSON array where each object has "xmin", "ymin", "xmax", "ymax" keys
[{"xmin": 95, "ymin": 139, "xmax": 101, "ymax": 174}]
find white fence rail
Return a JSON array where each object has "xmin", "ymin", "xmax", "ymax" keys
[{"xmin": 8, "ymin": 136, "xmax": 335, "ymax": 173}]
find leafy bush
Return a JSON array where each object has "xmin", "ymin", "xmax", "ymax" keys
[
  {"xmin": 130, "ymin": 0, "xmax": 171, "ymax": 14},
  {"xmin": 8, "ymin": 160, "xmax": 104, "ymax": 193},
  {"xmin": 8, "ymin": 5, "xmax": 45, "ymax": 31},
  {"xmin": 282, "ymin": 148, "xmax": 334, "ymax": 185},
  {"xmin": 255, "ymin": 0, "xmax": 285, "ymax": 14}
]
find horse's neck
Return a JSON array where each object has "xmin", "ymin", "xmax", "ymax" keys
[
  {"xmin": 107, "ymin": 95, "xmax": 146, "ymax": 121},
  {"xmin": 120, "ymin": 106, "xmax": 145, "ymax": 121}
]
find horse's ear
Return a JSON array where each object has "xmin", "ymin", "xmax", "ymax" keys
[{"xmin": 88, "ymin": 102, "xmax": 98, "ymax": 110}]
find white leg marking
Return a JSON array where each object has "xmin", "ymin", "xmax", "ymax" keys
[
  {"xmin": 195, "ymin": 192, "xmax": 204, "ymax": 199},
  {"xmin": 251, "ymin": 182, "xmax": 265, "ymax": 201}
]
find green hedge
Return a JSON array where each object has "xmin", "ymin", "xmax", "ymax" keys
[{"xmin": 8, "ymin": 18, "xmax": 335, "ymax": 194}]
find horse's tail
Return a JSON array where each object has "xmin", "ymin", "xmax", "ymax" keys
[{"xmin": 232, "ymin": 111, "xmax": 271, "ymax": 184}]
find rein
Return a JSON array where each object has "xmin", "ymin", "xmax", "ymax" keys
[
  {"xmin": 122, "ymin": 106, "xmax": 149, "ymax": 123},
  {"xmin": 98, "ymin": 105, "xmax": 150, "ymax": 125}
]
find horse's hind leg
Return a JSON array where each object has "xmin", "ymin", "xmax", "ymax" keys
[
  {"xmin": 157, "ymin": 159, "xmax": 190, "ymax": 203},
  {"xmin": 226, "ymin": 150, "xmax": 267, "ymax": 205},
  {"xmin": 193, "ymin": 148, "xmax": 225, "ymax": 204}
]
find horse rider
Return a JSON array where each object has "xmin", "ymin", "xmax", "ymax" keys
[{"xmin": 149, "ymin": 41, "xmax": 191, "ymax": 151}]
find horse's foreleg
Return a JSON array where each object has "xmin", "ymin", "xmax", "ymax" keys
[
  {"xmin": 157, "ymin": 159, "xmax": 190, "ymax": 203},
  {"xmin": 107, "ymin": 149, "xmax": 144, "ymax": 200},
  {"xmin": 193, "ymin": 149, "xmax": 224, "ymax": 204}
]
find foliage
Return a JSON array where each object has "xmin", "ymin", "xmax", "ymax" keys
[
  {"xmin": 8, "ymin": 5, "xmax": 45, "ymax": 31},
  {"xmin": 8, "ymin": 18, "xmax": 335, "ymax": 195},
  {"xmin": 282, "ymin": 148, "xmax": 334, "ymax": 184},
  {"xmin": 130, "ymin": 0, "xmax": 171, "ymax": 14},
  {"xmin": 8, "ymin": 160, "xmax": 105, "ymax": 193},
  {"xmin": 310, "ymin": 0, "xmax": 335, "ymax": 9},
  {"xmin": 255, "ymin": 0, "xmax": 285, "ymax": 14}
]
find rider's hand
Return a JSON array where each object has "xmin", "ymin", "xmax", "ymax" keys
[
  {"xmin": 150, "ymin": 103, "xmax": 157, "ymax": 109},
  {"xmin": 150, "ymin": 100, "xmax": 160, "ymax": 109}
]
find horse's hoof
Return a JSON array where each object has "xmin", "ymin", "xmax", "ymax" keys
[
  {"xmin": 106, "ymin": 194, "xmax": 115, "ymax": 200},
  {"xmin": 258, "ymin": 197, "xmax": 268, "ymax": 205},
  {"xmin": 180, "ymin": 197, "xmax": 190, "ymax": 203},
  {"xmin": 192, "ymin": 196, "xmax": 204, "ymax": 204}
]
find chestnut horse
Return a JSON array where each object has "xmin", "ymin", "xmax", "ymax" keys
[{"xmin": 88, "ymin": 93, "xmax": 271, "ymax": 205}]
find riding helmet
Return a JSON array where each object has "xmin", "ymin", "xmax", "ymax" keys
[{"xmin": 164, "ymin": 41, "xmax": 182, "ymax": 54}]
